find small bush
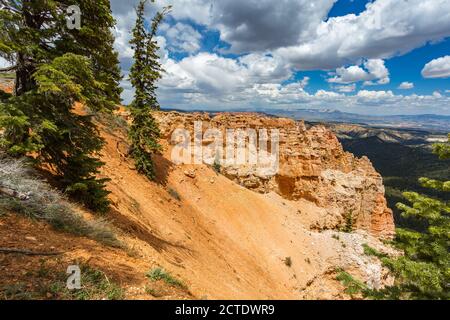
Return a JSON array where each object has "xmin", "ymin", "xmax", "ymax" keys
[
  {"xmin": 168, "ymin": 188, "xmax": 181, "ymax": 201},
  {"xmin": 46, "ymin": 264, "xmax": 124, "ymax": 300},
  {"xmin": 332, "ymin": 234, "xmax": 340, "ymax": 240},
  {"xmin": 0, "ymin": 157, "xmax": 121, "ymax": 247},
  {"xmin": 362, "ymin": 244, "xmax": 387, "ymax": 259},
  {"xmin": 1, "ymin": 283, "xmax": 34, "ymax": 300},
  {"xmin": 335, "ymin": 269, "xmax": 368, "ymax": 298},
  {"xmin": 145, "ymin": 286, "xmax": 164, "ymax": 297},
  {"xmin": 1, "ymin": 264, "xmax": 124, "ymax": 300},
  {"xmin": 213, "ymin": 161, "xmax": 221, "ymax": 174},
  {"xmin": 94, "ymin": 111, "xmax": 129, "ymax": 135},
  {"xmin": 68, "ymin": 265, "xmax": 124, "ymax": 300},
  {"xmin": 146, "ymin": 268, "xmax": 186, "ymax": 289},
  {"xmin": 283, "ymin": 257, "xmax": 292, "ymax": 267},
  {"xmin": 340, "ymin": 211, "xmax": 354, "ymax": 233}
]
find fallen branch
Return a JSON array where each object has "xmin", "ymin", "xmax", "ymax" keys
[
  {"xmin": 0, "ymin": 186, "xmax": 30, "ymax": 200},
  {"xmin": 0, "ymin": 247, "xmax": 63, "ymax": 256}
]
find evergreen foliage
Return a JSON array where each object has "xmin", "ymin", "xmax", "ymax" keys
[
  {"xmin": 128, "ymin": 0, "xmax": 170, "ymax": 180},
  {"xmin": 339, "ymin": 136, "xmax": 450, "ymax": 300},
  {"xmin": 379, "ymin": 135, "xmax": 450, "ymax": 300},
  {"xmin": 0, "ymin": 0, "xmax": 122, "ymax": 212}
]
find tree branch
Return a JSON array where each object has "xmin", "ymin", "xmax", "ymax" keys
[
  {"xmin": 0, "ymin": 65, "xmax": 16, "ymax": 73},
  {"xmin": 0, "ymin": 186, "xmax": 30, "ymax": 200},
  {"xmin": 0, "ymin": 247, "xmax": 63, "ymax": 256}
]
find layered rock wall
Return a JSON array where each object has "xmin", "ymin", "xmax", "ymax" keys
[{"xmin": 154, "ymin": 111, "xmax": 395, "ymax": 239}]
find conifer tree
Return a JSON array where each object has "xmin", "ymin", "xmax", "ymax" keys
[
  {"xmin": 128, "ymin": 0, "xmax": 170, "ymax": 180},
  {"xmin": 0, "ymin": 0, "xmax": 122, "ymax": 212},
  {"xmin": 340, "ymin": 135, "xmax": 450, "ymax": 300},
  {"xmin": 379, "ymin": 134, "xmax": 449, "ymax": 300}
]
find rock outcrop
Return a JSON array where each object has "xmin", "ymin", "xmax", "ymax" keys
[{"xmin": 154, "ymin": 111, "xmax": 395, "ymax": 239}]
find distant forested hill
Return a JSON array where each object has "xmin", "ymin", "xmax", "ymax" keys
[{"xmin": 335, "ymin": 129, "xmax": 449, "ymax": 230}]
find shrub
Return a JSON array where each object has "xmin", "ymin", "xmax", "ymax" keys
[
  {"xmin": 283, "ymin": 257, "xmax": 292, "ymax": 267},
  {"xmin": 0, "ymin": 157, "xmax": 121, "ymax": 247},
  {"xmin": 44, "ymin": 264, "xmax": 123, "ymax": 300},
  {"xmin": 168, "ymin": 188, "xmax": 181, "ymax": 201},
  {"xmin": 340, "ymin": 211, "xmax": 354, "ymax": 233},
  {"xmin": 213, "ymin": 160, "xmax": 221, "ymax": 174},
  {"xmin": 339, "ymin": 136, "xmax": 450, "ymax": 300},
  {"xmin": 145, "ymin": 286, "xmax": 164, "ymax": 298},
  {"xmin": 362, "ymin": 244, "xmax": 387, "ymax": 259},
  {"xmin": 335, "ymin": 269, "xmax": 368, "ymax": 299},
  {"xmin": 67, "ymin": 265, "xmax": 124, "ymax": 300},
  {"xmin": 1, "ymin": 264, "xmax": 124, "ymax": 300},
  {"xmin": 146, "ymin": 268, "xmax": 186, "ymax": 289}
]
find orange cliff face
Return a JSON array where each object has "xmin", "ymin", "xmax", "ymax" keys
[{"xmin": 154, "ymin": 111, "xmax": 395, "ymax": 239}]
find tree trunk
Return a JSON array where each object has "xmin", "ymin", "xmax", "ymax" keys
[
  {"xmin": 14, "ymin": 53, "xmax": 36, "ymax": 96},
  {"xmin": 15, "ymin": 1, "xmax": 38, "ymax": 96}
]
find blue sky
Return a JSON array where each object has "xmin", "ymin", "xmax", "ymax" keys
[{"xmin": 110, "ymin": 0, "xmax": 450, "ymax": 115}]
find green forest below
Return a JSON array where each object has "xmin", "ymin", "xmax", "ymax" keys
[{"xmin": 341, "ymin": 136, "xmax": 450, "ymax": 230}]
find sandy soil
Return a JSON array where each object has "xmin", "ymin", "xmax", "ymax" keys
[
  {"xmin": 93, "ymin": 123, "xmax": 387, "ymax": 299},
  {"xmin": 0, "ymin": 102, "xmax": 390, "ymax": 300}
]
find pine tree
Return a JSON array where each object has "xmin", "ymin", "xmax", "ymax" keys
[
  {"xmin": 379, "ymin": 134, "xmax": 450, "ymax": 300},
  {"xmin": 128, "ymin": 0, "xmax": 170, "ymax": 180},
  {"xmin": 0, "ymin": 1, "xmax": 122, "ymax": 212},
  {"xmin": 341, "ymin": 135, "xmax": 450, "ymax": 300}
]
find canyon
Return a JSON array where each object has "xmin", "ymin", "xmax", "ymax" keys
[
  {"xmin": 1, "ymin": 106, "xmax": 397, "ymax": 299},
  {"xmin": 155, "ymin": 111, "xmax": 395, "ymax": 239}
]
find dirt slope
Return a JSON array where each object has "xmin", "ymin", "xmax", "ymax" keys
[
  {"xmin": 0, "ymin": 213, "xmax": 192, "ymax": 300},
  {"xmin": 94, "ymin": 119, "xmax": 392, "ymax": 299},
  {"xmin": 1, "ymin": 101, "xmax": 393, "ymax": 299}
]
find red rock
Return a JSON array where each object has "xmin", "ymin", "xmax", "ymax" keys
[{"xmin": 154, "ymin": 111, "xmax": 395, "ymax": 239}]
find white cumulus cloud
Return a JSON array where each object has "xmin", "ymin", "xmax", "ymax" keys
[
  {"xmin": 108, "ymin": 0, "xmax": 450, "ymax": 115},
  {"xmin": 398, "ymin": 82, "xmax": 414, "ymax": 89},
  {"xmin": 277, "ymin": 0, "xmax": 450, "ymax": 70},
  {"xmin": 422, "ymin": 56, "xmax": 450, "ymax": 79},
  {"xmin": 162, "ymin": 22, "xmax": 203, "ymax": 53},
  {"xmin": 327, "ymin": 59, "xmax": 389, "ymax": 85},
  {"xmin": 335, "ymin": 84, "xmax": 356, "ymax": 93}
]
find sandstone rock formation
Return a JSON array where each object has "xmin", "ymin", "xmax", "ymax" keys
[{"xmin": 154, "ymin": 111, "xmax": 395, "ymax": 239}]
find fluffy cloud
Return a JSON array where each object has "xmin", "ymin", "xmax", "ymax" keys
[
  {"xmin": 113, "ymin": 10, "xmax": 136, "ymax": 60},
  {"xmin": 357, "ymin": 90, "xmax": 395, "ymax": 100},
  {"xmin": 159, "ymin": 0, "xmax": 211, "ymax": 25},
  {"xmin": 277, "ymin": 0, "xmax": 450, "ymax": 70},
  {"xmin": 112, "ymin": 0, "xmax": 210, "ymax": 26},
  {"xmin": 208, "ymin": 0, "xmax": 336, "ymax": 52},
  {"xmin": 433, "ymin": 91, "xmax": 443, "ymax": 98},
  {"xmin": 315, "ymin": 90, "xmax": 344, "ymax": 99},
  {"xmin": 161, "ymin": 22, "xmax": 202, "ymax": 53},
  {"xmin": 421, "ymin": 56, "xmax": 450, "ymax": 79},
  {"xmin": 113, "ymin": 0, "xmax": 450, "ymax": 68},
  {"xmin": 334, "ymin": 84, "xmax": 356, "ymax": 93},
  {"xmin": 108, "ymin": 0, "xmax": 450, "ymax": 115},
  {"xmin": 157, "ymin": 83, "xmax": 450, "ymax": 115},
  {"xmin": 398, "ymin": 82, "xmax": 414, "ymax": 90},
  {"xmin": 327, "ymin": 59, "xmax": 390, "ymax": 85},
  {"xmin": 160, "ymin": 52, "xmax": 292, "ymax": 96}
]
